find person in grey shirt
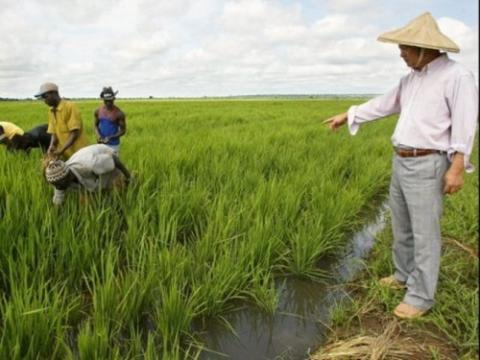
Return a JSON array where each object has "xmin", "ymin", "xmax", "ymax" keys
[{"xmin": 44, "ymin": 144, "xmax": 131, "ymax": 206}]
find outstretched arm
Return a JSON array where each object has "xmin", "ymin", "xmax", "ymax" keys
[{"xmin": 323, "ymin": 84, "xmax": 402, "ymax": 134}]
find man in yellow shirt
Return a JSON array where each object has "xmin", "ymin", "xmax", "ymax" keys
[{"xmin": 35, "ymin": 82, "xmax": 89, "ymax": 159}]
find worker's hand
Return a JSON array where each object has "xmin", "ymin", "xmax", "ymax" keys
[
  {"xmin": 323, "ymin": 112, "xmax": 348, "ymax": 131},
  {"xmin": 443, "ymin": 168, "xmax": 464, "ymax": 195}
]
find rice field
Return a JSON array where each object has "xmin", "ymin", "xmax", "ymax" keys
[{"xmin": 1, "ymin": 98, "xmax": 399, "ymax": 358}]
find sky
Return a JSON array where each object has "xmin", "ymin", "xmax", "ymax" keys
[{"xmin": 0, "ymin": 0, "xmax": 478, "ymax": 98}]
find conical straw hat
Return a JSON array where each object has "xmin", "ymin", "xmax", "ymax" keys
[{"xmin": 377, "ymin": 12, "xmax": 460, "ymax": 53}]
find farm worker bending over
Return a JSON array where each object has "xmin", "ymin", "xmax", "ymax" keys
[
  {"xmin": 35, "ymin": 82, "xmax": 89, "ymax": 159},
  {"xmin": 94, "ymin": 86, "xmax": 126, "ymax": 155},
  {"xmin": 0, "ymin": 122, "xmax": 51, "ymax": 153},
  {"xmin": 44, "ymin": 144, "xmax": 131, "ymax": 206},
  {"xmin": 324, "ymin": 12, "xmax": 478, "ymax": 319}
]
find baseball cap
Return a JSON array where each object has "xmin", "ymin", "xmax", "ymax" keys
[{"xmin": 35, "ymin": 82, "xmax": 59, "ymax": 98}]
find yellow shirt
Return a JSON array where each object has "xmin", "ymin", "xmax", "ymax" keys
[
  {"xmin": 47, "ymin": 99, "xmax": 89, "ymax": 158},
  {"xmin": 0, "ymin": 121, "xmax": 24, "ymax": 140}
]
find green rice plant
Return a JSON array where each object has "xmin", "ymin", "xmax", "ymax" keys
[
  {"xmin": 190, "ymin": 247, "xmax": 249, "ymax": 318},
  {"xmin": 0, "ymin": 99, "xmax": 406, "ymax": 356},
  {"xmin": 153, "ymin": 281, "xmax": 201, "ymax": 357},
  {"xmin": 246, "ymin": 270, "xmax": 279, "ymax": 314},
  {"xmin": 85, "ymin": 247, "xmax": 147, "ymax": 331},
  {"xmin": 73, "ymin": 321, "xmax": 120, "ymax": 360},
  {"xmin": 0, "ymin": 280, "xmax": 81, "ymax": 359}
]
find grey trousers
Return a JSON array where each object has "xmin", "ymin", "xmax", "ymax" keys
[{"xmin": 389, "ymin": 153, "xmax": 449, "ymax": 310}]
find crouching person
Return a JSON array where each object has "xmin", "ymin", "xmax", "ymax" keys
[
  {"xmin": 44, "ymin": 144, "xmax": 131, "ymax": 206},
  {"xmin": 1, "ymin": 122, "xmax": 51, "ymax": 153}
]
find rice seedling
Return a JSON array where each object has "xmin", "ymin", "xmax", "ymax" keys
[{"xmin": 1, "ymin": 98, "xmax": 403, "ymax": 357}]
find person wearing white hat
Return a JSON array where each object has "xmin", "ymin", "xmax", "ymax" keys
[
  {"xmin": 94, "ymin": 86, "xmax": 126, "ymax": 155},
  {"xmin": 35, "ymin": 82, "xmax": 90, "ymax": 159},
  {"xmin": 44, "ymin": 144, "xmax": 131, "ymax": 206},
  {"xmin": 324, "ymin": 12, "xmax": 478, "ymax": 319}
]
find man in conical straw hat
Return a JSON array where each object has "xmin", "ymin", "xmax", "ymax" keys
[{"xmin": 324, "ymin": 12, "xmax": 478, "ymax": 319}]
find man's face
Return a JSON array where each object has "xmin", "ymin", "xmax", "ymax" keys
[
  {"xmin": 399, "ymin": 45, "xmax": 421, "ymax": 69},
  {"xmin": 103, "ymin": 99, "xmax": 114, "ymax": 108},
  {"xmin": 42, "ymin": 91, "xmax": 57, "ymax": 106}
]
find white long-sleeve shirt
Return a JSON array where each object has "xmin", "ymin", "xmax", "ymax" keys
[{"xmin": 347, "ymin": 54, "xmax": 478, "ymax": 172}]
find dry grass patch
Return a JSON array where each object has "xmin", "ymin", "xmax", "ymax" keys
[{"xmin": 311, "ymin": 320, "xmax": 425, "ymax": 360}]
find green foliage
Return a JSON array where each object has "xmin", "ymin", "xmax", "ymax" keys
[{"xmin": 0, "ymin": 99, "xmax": 395, "ymax": 357}]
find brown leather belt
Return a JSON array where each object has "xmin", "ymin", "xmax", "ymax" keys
[{"xmin": 394, "ymin": 148, "xmax": 442, "ymax": 157}]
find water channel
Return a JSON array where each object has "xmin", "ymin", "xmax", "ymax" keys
[{"xmin": 196, "ymin": 206, "xmax": 388, "ymax": 359}]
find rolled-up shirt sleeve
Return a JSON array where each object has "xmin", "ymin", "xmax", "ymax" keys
[
  {"xmin": 448, "ymin": 73, "xmax": 478, "ymax": 172},
  {"xmin": 347, "ymin": 84, "xmax": 401, "ymax": 135}
]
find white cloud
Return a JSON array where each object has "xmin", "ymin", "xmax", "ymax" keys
[
  {"xmin": 438, "ymin": 17, "xmax": 479, "ymax": 81},
  {"xmin": 324, "ymin": 0, "xmax": 376, "ymax": 13},
  {"xmin": 0, "ymin": 0, "xmax": 477, "ymax": 98}
]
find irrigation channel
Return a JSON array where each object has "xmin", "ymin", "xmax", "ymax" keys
[{"xmin": 196, "ymin": 204, "xmax": 388, "ymax": 359}]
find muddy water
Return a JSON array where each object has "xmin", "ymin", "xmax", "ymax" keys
[{"xmin": 197, "ymin": 207, "xmax": 387, "ymax": 359}]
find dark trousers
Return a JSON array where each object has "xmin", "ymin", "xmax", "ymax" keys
[{"xmin": 8, "ymin": 124, "xmax": 51, "ymax": 152}]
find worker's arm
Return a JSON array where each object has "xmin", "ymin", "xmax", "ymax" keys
[
  {"xmin": 94, "ymin": 109, "xmax": 103, "ymax": 142},
  {"xmin": 112, "ymin": 155, "xmax": 131, "ymax": 181},
  {"xmin": 48, "ymin": 133, "xmax": 59, "ymax": 154},
  {"xmin": 54, "ymin": 129, "xmax": 80, "ymax": 156}
]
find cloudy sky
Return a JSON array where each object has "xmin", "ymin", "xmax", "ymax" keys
[{"xmin": 1, "ymin": 0, "xmax": 478, "ymax": 98}]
